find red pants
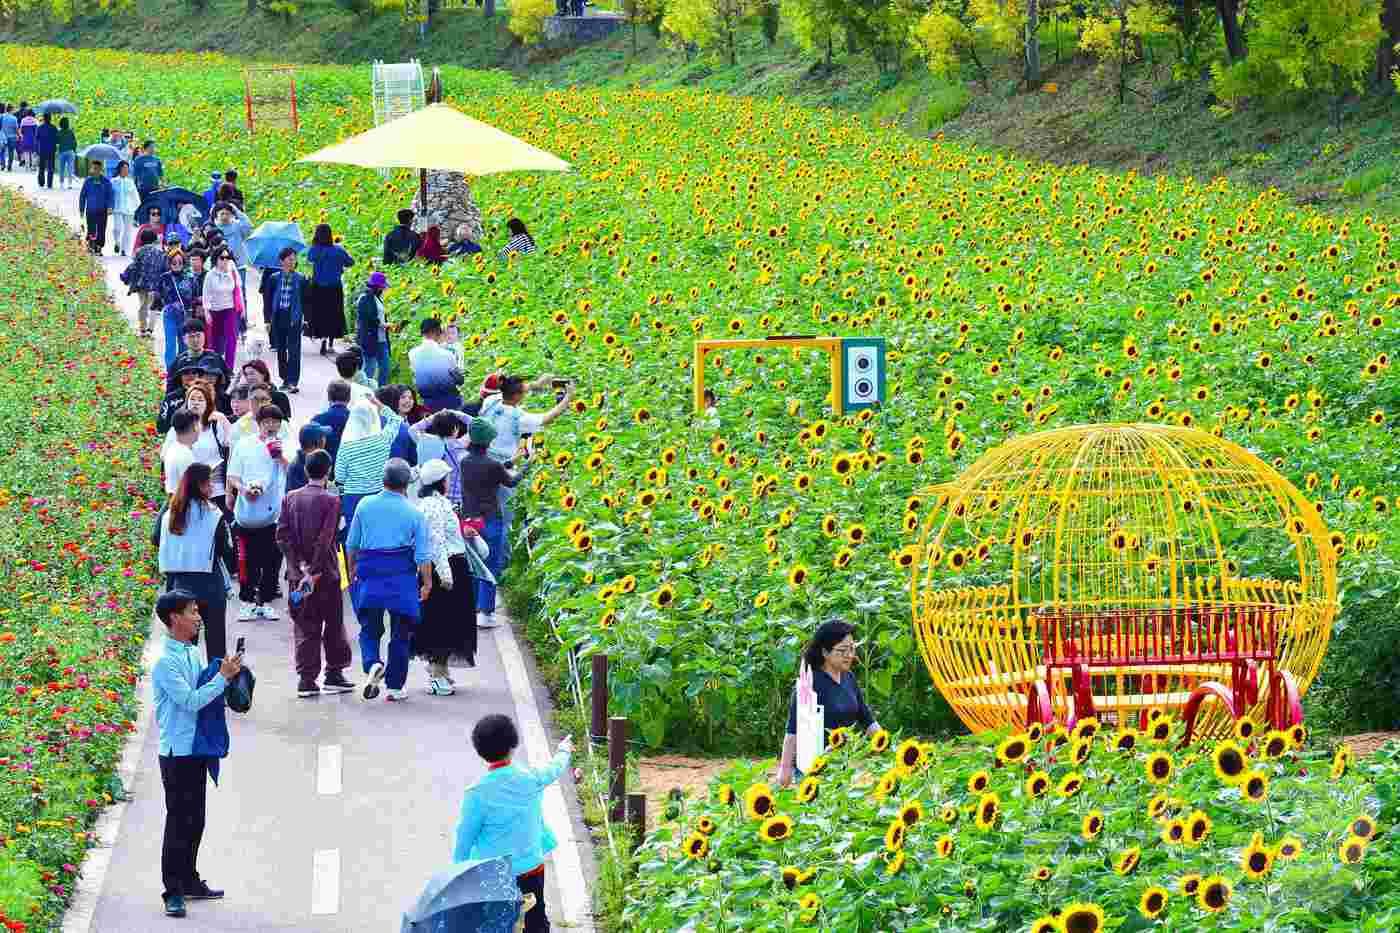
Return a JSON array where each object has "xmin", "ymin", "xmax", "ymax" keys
[{"xmin": 290, "ymin": 579, "xmax": 352, "ymax": 681}]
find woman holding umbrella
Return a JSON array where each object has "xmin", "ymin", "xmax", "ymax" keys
[
  {"xmin": 55, "ymin": 117, "xmax": 77, "ymax": 190},
  {"xmin": 305, "ymin": 223, "xmax": 354, "ymax": 356}
]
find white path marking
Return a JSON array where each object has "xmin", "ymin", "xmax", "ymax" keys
[
  {"xmin": 310, "ymin": 848, "xmax": 340, "ymax": 915},
  {"xmin": 492, "ymin": 622, "xmax": 589, "ymax": 926},
  {"xmin": 316, "ymin": 744, "xmax": 342, "ymax": 796}
]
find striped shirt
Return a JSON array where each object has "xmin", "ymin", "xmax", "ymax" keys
[
  {"xmin": 336, "ymin": 412, "xmax": 404, "ymax": 496},
  {"xmin": 498, "ymin": 233, "xmax": 536, "ymax": 259}
]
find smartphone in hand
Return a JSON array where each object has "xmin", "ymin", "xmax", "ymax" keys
[{"xmin": 235, "ymin": 636, "xmax": 246, "ymax": 657}]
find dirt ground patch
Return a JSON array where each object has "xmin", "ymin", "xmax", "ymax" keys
[
  {"xmin": 1342, "ymin": 732, "xmax": 1400, "ymax": 758},
  {"xmin": 636, "ymin": 755, "xmax": 736, "ymax": 831}
]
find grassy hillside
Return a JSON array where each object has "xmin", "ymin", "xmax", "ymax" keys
[{"xmin": 8, "ymin": 0, "xmax": 1399, "ymax": 216}]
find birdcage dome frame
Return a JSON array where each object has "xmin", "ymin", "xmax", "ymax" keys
[{"xmin": 911, "ymin": 423, "xmax": 1338, "ymax": 742}]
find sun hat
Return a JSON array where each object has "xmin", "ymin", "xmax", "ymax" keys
[
  {"xmin": 468, "ymin": 418, "xmax": 497, "ymax": 446},
  {"xmin": 479, "ymin": 371, "xmax": 501, "ymax": 399},
  {"xmin": 367, "ymin": 271, "xmax": 388, "ymax": 289},
  {"xmin": 418, "ymin": 459, "xmax": 452, "ymax": 488}
]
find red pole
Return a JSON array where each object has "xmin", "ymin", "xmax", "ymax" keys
[{"xmin": 290, "ymin": 73, "xmax": 299, "ymax": 131}]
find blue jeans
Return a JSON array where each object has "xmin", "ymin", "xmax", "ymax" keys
[
  {"xmin": 496, "ymin": 484, "xmax": 515, "ymax": 566},
  {"xmin": 475, "ymin": 513, "xmax": 507, "ymax": 614},
  {"xmin": 338, "ymin": 492, "xmax": 367, "ymax": 546},
  {"xmin": 2, "ymin": 138, "xmax": 15, "ymax": 171},
  {"xmin": 271, "ymin": 315, "xmax": 302, "ymax": 387},
  {"xmin": 362, "ymin": 343, "xmax": 391, "ymax": 386},
  {"xmin": 162, "ymin": 305, "xmax": 185, "ymax": 371},
  {"xmin": 57, "ymin": 150, "xmax": 75, "ymax": 184},
  {"xmin": 356, "ymin": 607, "xmax": 414, "ymax": 690}
]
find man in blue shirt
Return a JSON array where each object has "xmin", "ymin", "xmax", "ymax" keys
[
  {"xmin": 345, "ymin": 458, "xmax": 432, "ymax": 703},
  {"xmin": 0, "ymin": 105, "xmax": 17, "ymax": 171},
  {"xmin": 152, "ymin": 590, "xmax": 241, "ymax": 919},
  {"xmin": 77, "ymin": 159, "xmax": 114, "ymax": 255},
  {"xmin": 408, "ymin": 317, "xmax": 466, "ymax": 412},
  {"xmin": 132, "ymin": 138, "xmax": 164, "ymax": 201}
]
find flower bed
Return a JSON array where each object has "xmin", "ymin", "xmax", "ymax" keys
[
  {"xmin": 2, "ymin": 48, "xmax": 1397, "ymax": 758},
  {"xmin": 0, "ymin": 188, "xmax": 159, "ymax": 931},
  {"xmin": 628, "ymin": 722, "xmax": 1400, "ymax": 930}
]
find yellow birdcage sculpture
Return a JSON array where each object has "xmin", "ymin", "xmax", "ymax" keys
[{"xmin": 911, "ymin": 424, "xmax": 1338, "ymax": 742}]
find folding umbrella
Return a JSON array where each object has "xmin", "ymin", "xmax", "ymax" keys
[
  {"xmin": 37, "ymin": 99, "xmax": 78, "ymax": 115},
  {"xmin": 244, "ymin": 221, "xmax": 307, "ymax": 269},
  {"xmin": 79, "ymin": 143, "xmax": 121, "ymax": 162},
  {"xmin": 400, "ymin": 856, "xmax": 523, "ymax": 933}
]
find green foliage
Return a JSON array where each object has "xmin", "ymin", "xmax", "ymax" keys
[
  {"xmin": 265, "ymin": 0, "xmax": 297, "ymax": 20},
  {"xmin": 661, "ymin": 0, "xmax": 748, "ymax": 63},
  {"xmin": 1340, "ymin": 162, "xmax": 1394, "ymax": 196},
  {"xmin": 910, "ymin": 4, "xmax": 976, "ymax": 79},
  {"xmin": 508, "ymin": 0, "xmax": 554, "ymax": 42},
  {"xmin": 759, "ymin": 0, "xmax": 778, "ymax": 46},
  {"xmin": 1211, "ymin": 0, "xmax": 1385, "ymax": 106},
  {"xmin": 629, "ymin": 725, "xmax": 1392, "ymax": 929},
  {"xmin": 782, "ymin": 0, "xmax": 844, "ymax": 62},
  {"xmin": 1078, "ymin": 0, "xmax": 1176, "ymax": 69}
]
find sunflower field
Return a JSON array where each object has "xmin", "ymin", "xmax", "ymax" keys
[
  {"xmin": 628, "ymin": 720, "xmax": 1400, "ymax": 931},
  {"xmin": 0, "ymin": 188, "xmax": 157, "ymax": 928},
  {"xmin": 2, "ymin": 46, "xmax": 1399, "ymax": 758}
]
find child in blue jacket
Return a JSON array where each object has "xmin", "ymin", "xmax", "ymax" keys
[{"xmin": 453, "ymin": 714, "xmax": 573, "ymax": 933}]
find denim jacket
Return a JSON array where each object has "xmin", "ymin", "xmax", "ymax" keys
[{"xmin": 263, "ymin": 269, "xmax": 307, "ymax": 332}]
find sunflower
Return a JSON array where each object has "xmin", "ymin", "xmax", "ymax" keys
[
  {"xmin": 966, "ymin": 770, "xmax": 991, "ymax": 794},
  {"xmin": 1339, "ymin": 835, "xmax": 1368, "ymax": 864},
  {"xmin": 780, "ymin": 865, "xmax": 801, "ymax": 890},
  {"xmin": 1241, "ymin": 769, "xmax": 1269, "ymax": 803},
  {"xmin": 1114, "ymin": 846, "xmax": 1141, "ymax": 875},
  {"xmin": 1071, "ymin": 717, "xmax": 1099, "ymax": 742},
  {"xmin": 1289, "ymin": 723, "xmax": 1308, "ymax": 748},
  {"xmin": 830, "ymin": 453, "xmax": 854, "ymax": 477},
  {"xmin": 797, "ymin": 777, "xmax": 820, "ymax": 804},
  {"xmin": 936, "ymin": 834, "xmax": 955, "ymax": 858},
  {"xmin": 1277, "ymin": 835, "xmax": 1304, "ymax": 860},
  {"xmin": 1057, "ymin": 772, "xmax": 1084, "ymax": 798},
  {"xmin": 1145, "ymin": 752, "xmax": 1173, "ymax": 785},
  {"xmin": 884, "ymin": 819, "xmax": 906, "ymax": 852},
  {"xmin": 1081, "ymin": 809, "xmax": 1104, "ymax": 840},
  {"xmin": 894, "ymin": 738, "xmax": 924, "ymax": 773},
  {"xmin": 1241, "ymin": 840, "xmax": 1274, "ymax": 878},
  {"xmin": 1147, "ymin": 793, "xmax": 1169, "ymax": 820},
  {"xmin": 939, "ymin": 805, "xmax": 958, "ymax": 824},
  {"xmin": 1139, "ymin": 886, "xmax": 1168, "ymax": 919},
  {"xmin": 1027, "ymin": 722, "xmax": 1045, "ymax": 742},
  {"xmin": 1185, "ymin": 809, "xmax": 1213, "ymax": 846},
  {"xmin": 1025, "ymin": 770, "xmax": 1051, "ymax": 798},
  {"xmin": 759, "ymin": 813, "xmax": 794, "ymax": 843},
  {"xmin": 696, "ymin": 816, "xmax": 717, "ymax": 835},
  {"xmin": 717, "ymin": 784, "xmax": 735, "ymax": 806},
  {"xmin": 683, "ymin": 833, "xmax": 709, "ymax": 859},
  {"xmin": 1262, "ymin": 730, "xmax": 1289, "ymax": 759},
  {"xmin": 806, "ymin": 756, "xmax": 827, "ymax": 776},
  {"xmin": 1070, "ymin": 739, "xmax": 1092, "ymax": 766},
  {"xmin": 975, "ymin": 791, "xmax": 1001, "ymax": 829},
  {"xmin": 651, "ymin": 584, "xmax": 676, "ymax": 609},
  {"xmin": 798, "ymin": 892, "xmax": 821, "ymax": 922},
  {"xmin": 1350, "ymin": 814, "xmax": 1377, "ymax": 839},
  {"xmin": 1160, "ymin": 817, "xmax": 1186, "ymax": 845},
  {"xmin": 1332, "ymin": 744, "xmax": 1352, "ymax": 780},
  {"xmin": 1198, "ymin": 875, "xmax": 1232, "ymax": 913},
  {"xmin": 873, "ymin": 770, "xmax": 899, "ymax": 801},
  {"xmin": 898, "ymin": 800, "xmax": 924, "ymax": 827},
  {"xmin": 869, "ymin": 728, "xmax": 891, "ymax": 753},
  {"xmin": 744, "ymin": 783, "xmax": 775, "ymax": 819},
  {"xmin": 827, "ymin": 727, "xmax": 848, "ymax": 749},
  {"xmin": 1031, "ymin": 865, "xmax": 1053, "ymax": 882},
  {"xmin": 786, "ymin": 564, "xmax": 809, "ymax": 587},
  {"xmin": 1113, "ymin": 729, "xmax": 1138, "ymax": 753},
  {"xmin": 1147, "ymin": 717, "xmax": 1173, "ymax": 744},
  {"xmin": 1212, "ymin": 740, "xmax": 1249, "ymax": 785},
  {"xmin": 1060, "ymin": 902, "xmax": 1105, "ymax": 933},
  {"xmin": 1029, "ymin": 917, "xmax": 1059, "ymax": 933},
  {"xmin": 997, "ymin": 733, "xmax": 1030, "ymax": 764}
]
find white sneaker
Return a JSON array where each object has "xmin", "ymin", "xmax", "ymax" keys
[
  {"xmin": 255, "ymin": 605, "xmax": 279, "ymax": 620},
  {"xmin": 361, "ymin": 662, "xmax": 385, "ymax": 701},
  {"xmin": 426, "ymin": 677, "xmax": 455, "ymax": 696},
  {"xmin": 236, "ymin": 604, "xmax": 257, "ymax": 622},
  {"xmin": 476, "ymin": 611, "xmax": 500, "ymax": 629},
  {"xmin": 386, "ymin": 688, "xmax": 409, "ymax": 702}
]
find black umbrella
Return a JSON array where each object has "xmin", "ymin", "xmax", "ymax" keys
[{"xmin": 37, "ymin": 99, "xmax": 78, "ymax": 115}]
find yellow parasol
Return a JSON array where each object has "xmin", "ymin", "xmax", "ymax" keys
[{"xmin": 296, "ymin": 103, "xmax": 571, "ymax": 176}]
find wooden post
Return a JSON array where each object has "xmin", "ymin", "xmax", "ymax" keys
[
  {"xmin": 626, "ymin": 792, "xmax": 646, "ymax": 853},
  {"xmin": 590, "ymin": 654, "xmax": 609, "ymax": 745},
  {"xmin": 608, "ymin": 716, "xmax": 626, "ymax": 822}
]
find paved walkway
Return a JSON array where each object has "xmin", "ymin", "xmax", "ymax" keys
[{"xmin": 1, "ymin": 168, "xmax": 594, "ymax": 932}]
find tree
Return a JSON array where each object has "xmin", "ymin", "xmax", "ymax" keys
[
  {"xmin": 1079, "ymin": 0, "xmax": 1175, "ymax": 100},
  {"xmin": 1215, "ymin": 0, "xmax": 1246, "ymax": 62},
  {"xmin": 624, "ymin": 0, "xmax": 666, "ymax": 54},
  {"xmin": 911, "ymin": 1, "xmax": 989, "ymax": 85},
  {"xmin": 1025, "ymin": 0, "xmax": 1041, "ymax": 85},
  {"xmin": 1211, "ymin": 0, "xmax": 1384, "ymax": 114},
  {"xmin": 828, "ymin": 0, "xmax": 920, "ymax": 73},
  {"xmin": 1380, "ymin": 0, "xmax": 1400, "ymax": 89},
  {"xmin": 662, "ymin": 0, "xmax": 747, "ymax": 64},
  {"xmin": 508, "ymin": 0, "xmax": 555, "ymax": 42},
  {"xmin": 760, "ymin": 0, "xmax": 779, "ymax": 45},
  {"xmin": 784, "ymin": 0, "xmax": 846, "ymax": 67}
]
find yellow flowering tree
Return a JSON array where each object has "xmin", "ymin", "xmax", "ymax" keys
[
  {"xmin": 508, "ymin": 0, "xmax": 557, "ymax": 43},
  {"xmin": 661, "ymin": 0, "xmax": 749, "ymax": 64},
  {"xmin": 910, "ymin": 1, "xmax": 989, "ymax": 85}
]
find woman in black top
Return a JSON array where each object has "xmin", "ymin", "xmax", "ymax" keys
[
  {"xmin": 458, "ymin": 417, "xmax": 529, "ymax": 629},
  {"xmin": 777, "ymin": 619, "xmax": 882, "ymax": 786}
]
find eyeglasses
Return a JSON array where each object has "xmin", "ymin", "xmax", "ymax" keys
[{"xmin": 829, "ymin": 645, "xmax": 858, "ymax": 657}]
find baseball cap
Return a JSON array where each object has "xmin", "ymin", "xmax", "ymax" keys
[{"xmin": 299, "ymin": 423, "xmax": 333, "ymax": 447}]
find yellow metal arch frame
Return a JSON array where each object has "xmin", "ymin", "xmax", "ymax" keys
[{"xmin": 693, "ymin": 337, "xmax": 843, "ymax": 414}]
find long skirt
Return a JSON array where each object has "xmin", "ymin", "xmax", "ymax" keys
[
  {"xmin": 305, "ymin": 282, "xmax": 347, "ymax": 340},
  {"xmin": 411, "ymin": 553, "xmax": 477, "ymax": 666}
]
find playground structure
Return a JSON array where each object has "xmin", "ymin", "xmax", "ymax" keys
[
  {"xmin": 910, "ymin": 423, "xmax": 1338, "ymax": 742},
  {"xmin": 371, "ymin": 60, "xmax": 426, "ymax": 129},
  {"xmin": 242, "ymin": 66, "xmax": 299, "ymax": 133}
]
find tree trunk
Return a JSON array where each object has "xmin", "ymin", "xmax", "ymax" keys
[
  {"xmin": 485, "ymin": 0, "xmax": 495, "ymax": 17},
  {"xmin": 1379, "ymin": 0, "xmax": 1400, "ymax": 90},
  {"xmin": 826, "ymin": 34, "xmax": 833, "ymax": 69},
  {"xmin": 1215, "ymin": 0, "xmax": 1246, "ymax": 63},
  {"xmin": 1025, "ymin": 0, "xmax": 1041, "ymax": 86}
]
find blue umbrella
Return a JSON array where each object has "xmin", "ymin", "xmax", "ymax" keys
[
  {"xmin": 80, "ymin": 143, "xmax": 121, "ymax": 162},
  {"xmin": 401, "ymin": 857, "xmax": 523, "ymax": 933},
  {"xmin": 244, "ymin": 221, "xmax": 306, "ymax": 269},
  {"xmin": 37, "ymin": 99, "xmax": 78, "ymax": 115}
]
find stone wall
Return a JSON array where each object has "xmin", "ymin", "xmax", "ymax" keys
[
  {"xmin": 411, "ymin": 171, "xmax": 484, "ymax": 245},
  {"xmin": 542, "ymin": 12, "xmax": 624, "ymax": 44}
]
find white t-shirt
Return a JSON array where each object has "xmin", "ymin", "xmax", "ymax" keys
[
  {"xmin": 164, "ymin": 422, "xmax": 230, "ymax": 495},
  {"xmin": 163, "ymin": 443, "xmax": 196, "ymax": 495},
  {"xmin": 228, "ymin": 434, "xmax": 287, "ymax": 528},
  {"xmin": 479, "ymin": 396, "xmax": 544, "ymax": 464}
]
